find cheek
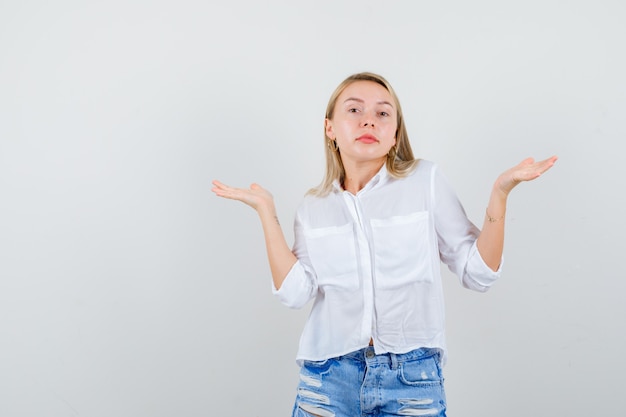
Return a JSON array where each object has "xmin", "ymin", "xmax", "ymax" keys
[{"xmin": 336, "ymin": 122, "xmax": 355, "ymax": 138}]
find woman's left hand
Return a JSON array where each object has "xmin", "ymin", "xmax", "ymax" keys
[{"xmin": 495, "ymin": 155, "xmax": 558, "ymax": 197}]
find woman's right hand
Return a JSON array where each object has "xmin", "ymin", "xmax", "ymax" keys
[
  {"xmin": 212, "ymin": 180, "xmax": 296, "ymax": 289},
  {"xmin": 211, "ymin": 180, "xmax": 274, "ymax": 213}
]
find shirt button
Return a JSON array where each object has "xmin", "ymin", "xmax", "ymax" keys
[{"xmin": 366, "ymin": 350, "xmax": 375, "ymax": 359}]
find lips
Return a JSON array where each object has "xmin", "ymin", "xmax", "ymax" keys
[{"xmin": 356, "ymin": 134, "xmax": 378, "ymax": 144}]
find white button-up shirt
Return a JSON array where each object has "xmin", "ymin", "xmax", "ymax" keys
[{"xmin": 273, "ymin": 160, "xmax": 501, "ymax": 365}]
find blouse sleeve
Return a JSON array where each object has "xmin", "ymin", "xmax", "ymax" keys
[
  {"xmin": 271, "ymin": 210, "xmax": 318, "ymax": 308},
  {"xmin": 431, "ymin": 164, "xmax": 502, "ymax": 292}
]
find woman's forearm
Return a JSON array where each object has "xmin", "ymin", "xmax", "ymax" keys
[
  {"xmin": 211, "ymin": 180, "xmax": 297, "ymax": 289},
  {"xmin": 476, "ymin": 186, "xmax": 508, "ymax": 271},
  {"xmin": 476, "ymin": 155, "xmax": 557, "ymax": 271},
  {"xmin": 257, "ymin": 205, "xmax": 297, "ymax": 290}
]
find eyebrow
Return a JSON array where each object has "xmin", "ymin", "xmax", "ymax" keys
[{"xmin": 343, "ymin": 97, "xmax": 394, "ymax": 108}]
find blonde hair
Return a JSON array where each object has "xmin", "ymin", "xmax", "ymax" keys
[{"xmin": 309, "ymin": 72, "xmax": 418, "ymax": 196}]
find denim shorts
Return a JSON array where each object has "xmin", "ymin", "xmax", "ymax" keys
[{"xmin": 291, "ymin": 346, "xmax": 447, "ymax": 417}]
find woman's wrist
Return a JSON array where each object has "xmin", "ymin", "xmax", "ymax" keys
[
  {"xmin": 257, "ymin": 203, "xmax": 278, "ymax": 222},
  {"xmin": 492, "ymin": 180, "xmax": 511, "ymax": 200}
]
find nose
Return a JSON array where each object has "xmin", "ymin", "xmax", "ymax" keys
[{"xmin": 361, "ymin": 111, "xmax": 375, "ymax": 128}]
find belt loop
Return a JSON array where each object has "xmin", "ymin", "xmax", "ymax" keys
[{"xmin": 390, "ymin": 353, "xmax": 398, "ymax": 370}]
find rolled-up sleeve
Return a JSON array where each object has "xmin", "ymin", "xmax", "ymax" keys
[
  {"xmin": 463, "ymin": 240, "xmax": 503, "ymax": 291},
  {"xmin": 271, "ymin": 211, "xmax": 317, "ymax": 308},
  {"xmin": 431, "ymin": 165, "xmax": 502, "ymax": 292}
]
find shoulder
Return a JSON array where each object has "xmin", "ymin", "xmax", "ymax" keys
[
  {"xmin": 396, "ymin": 159, "xmax": 439, "ymax": 184},
  {"xmin": 414, "ymin": 159, "xmax": 437, "ymax": 174}
]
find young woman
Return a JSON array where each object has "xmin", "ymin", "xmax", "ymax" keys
[{"xmin": 212, "ymin": 72, "xmax": 557, "ymax": 417}]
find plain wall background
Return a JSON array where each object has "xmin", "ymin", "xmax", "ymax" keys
[{"xmin": 1, "ymin": 1, "xmax": 625, "ymax": 416}]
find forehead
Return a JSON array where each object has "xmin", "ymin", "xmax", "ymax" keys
[{"xmin": 338, "ymin": 80, "xmax": 394, "ymax": 105}]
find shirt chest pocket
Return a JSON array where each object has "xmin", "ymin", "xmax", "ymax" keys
[
  {"xmin": 370, "ymin": 211, "xmax": 434, "ymax": 289},
  {"xmin": 303, "ymin": 223, "xmax": 359, "ymax": 291}
]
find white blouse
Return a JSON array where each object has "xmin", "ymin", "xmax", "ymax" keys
[{"xmin": 273, "ymin": 160, "xmax": 502, "ymax": 365}]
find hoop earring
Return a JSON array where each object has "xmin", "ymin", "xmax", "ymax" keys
[{"xmin": 327, "ymin": 139, "xmax": 339, "ymax": 152}]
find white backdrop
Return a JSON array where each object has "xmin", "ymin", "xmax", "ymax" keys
[{"xmin": 1, "ymin": 1, "xmax": 625, "ymax": 416}]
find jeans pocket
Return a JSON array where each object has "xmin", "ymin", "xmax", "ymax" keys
[
  {"xmin": 302, "ymin": 358, "xmax": 333, "ymax": 377},
  {"xmin": 398, "ymin": 354, "xmax": 443, "ymax": 386}
]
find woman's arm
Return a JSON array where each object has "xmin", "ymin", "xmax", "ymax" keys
[
  {"xmin": 211, "ymin": 180, "xmax": 297, "ymax": 290},
  {"xmin": 477, "ymin": 156, "xmax": 558, "ymax": 270}
]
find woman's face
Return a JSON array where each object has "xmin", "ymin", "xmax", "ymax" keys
[{"xmin": 325, "ymin": 80, "xmax": 397, "ymax": 167}]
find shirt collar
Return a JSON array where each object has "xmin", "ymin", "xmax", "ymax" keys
[{"xmin": 332, "ymin": 163, "xmax": 390, "ymax": 194}]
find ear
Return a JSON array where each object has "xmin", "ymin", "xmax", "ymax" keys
[{"xmin": 325, "ymin": 118, "xmax": 334, "ymax": 139}]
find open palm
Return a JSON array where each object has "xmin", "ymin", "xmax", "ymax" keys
[
  {"xmin": 211, "ymin": 180, "xmax": 274, "ymax": 212},
  {"xmin": 496, "ymin": 156, "xmax": 558, "ymax": 197}
]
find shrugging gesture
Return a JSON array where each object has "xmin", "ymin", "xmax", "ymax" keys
[{"xmin": 211, "ymin": 72, "xmax": 559, "ymax": 417}]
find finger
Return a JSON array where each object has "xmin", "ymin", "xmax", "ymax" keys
[
  {"xmin": 518, "ymin": 157, "xmax": 535, "ymax": 168},
  {"xmin": 517, "ymin": 160, "xmax": 556, "ymax": 182},
  {"xmin": 214, "ymin": 181, "xmax": 245, "ymax": 195},
  {"xmin": 211, "ymin": 185, "xmax": 231, "ymax": 197},
  {"xmin": 541, "ymin": 155, "xmax": 558, "ymax": 170},
  {"xmin": 214, "ymin": 188, "xmax": 246, "ymax": 201},
  {"xmin": 534, "ymin": 157, "xmax": 557, "ymax": 175},
  {"xmin": 211, "ymin": 181, "xmax": 241, "ymax": 197},
  {"xmin": 211, "ymin": 180, "xmax": 231, "ymax": 191}
]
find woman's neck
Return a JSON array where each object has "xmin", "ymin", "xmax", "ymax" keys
[{"xmin": 342, "ymin": 158, "xmax": 385, "ymax": 194}]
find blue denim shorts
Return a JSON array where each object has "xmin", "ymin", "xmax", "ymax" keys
[{"xmin": 291, "ymin": 346, "xmax": 447, "ymax": 417}]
